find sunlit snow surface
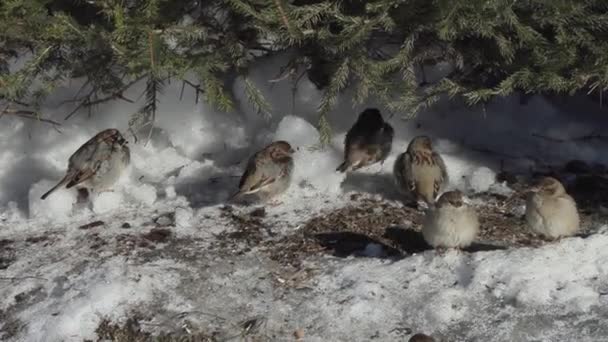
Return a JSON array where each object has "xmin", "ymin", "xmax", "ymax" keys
[{"xmin": 2, "ymin": 54, "xmax": 608, "ymax": 341}]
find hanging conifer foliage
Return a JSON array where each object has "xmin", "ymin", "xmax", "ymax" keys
[{"xmin": 2, "ymin": 0, "xmax": 608, "ymax": 131}]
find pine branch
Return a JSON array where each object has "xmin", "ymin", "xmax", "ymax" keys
[
  {"xmin": 244, "ymin": 78, "xmax": 272, "ymax": 119},
  {"xmin": 273, "ymin": 0, "xmax": 292, "ymax": 32}
]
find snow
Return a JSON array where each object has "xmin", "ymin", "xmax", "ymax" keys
[
  {"xmin": 2, "ymin": 53, "xmax": 608, "ymax": 341},
  {"xmin": 28, "ymin": 180, "xmax": 77, "ymax": 222},
  {"xmin": 465, "ymin": 166, "xmax": 497, "ymax": 193},
  {"xmin": 91, "ymin": 191, "xmax": 124, "ymax": 214}
]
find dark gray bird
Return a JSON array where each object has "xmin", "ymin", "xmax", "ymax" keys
[
  {"xmin": 336, "ymin": 108, "xmax": 394, "ymax": 172},
  {"xmin": 41, "ymin": 129, "xmax": 130, "ymax": 200}
]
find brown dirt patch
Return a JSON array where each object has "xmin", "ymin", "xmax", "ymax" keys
[{"xmin": 265, "ymin": 190, "xmax": 600, "ymax": 268}]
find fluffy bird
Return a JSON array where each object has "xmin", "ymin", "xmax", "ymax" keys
[
  {"xmin": 525, "ymin": 177, "xmax": 580, "ymax": 239},
  {"xmin": 394, "ymin": 135, "xmax": 448, "ymax": 205},
  {"xmin": 41, "ymin": 128, "xmax": 130, "ymax": 200},
  {"xmin": 230, "ymin": 141, "xmax": 295, "ymax": 202},
  {"xmin": 409, "ymin": 333, "xmax": 436, "ymax": 342},
  {"xmin": 336, "ymin": 108, "xmax": 394, "ymax": 172},
  {"xmin": 422, "ymin": 190, "xmax": 479, "ymax": 249}
]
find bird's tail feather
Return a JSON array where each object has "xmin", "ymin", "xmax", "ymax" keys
[
  {"xmin": 40, "ymin": 175, "xmax": 70, "ymax": 200},
  {"xmin": 228, "ymin": 191, "xmax": 243, "ymax": 202},
  {"xmin": 336, "ymin": 161, "xmax": 349, "ymax": 173}
]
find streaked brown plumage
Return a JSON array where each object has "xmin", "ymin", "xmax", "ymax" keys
[
  {"xmin": 230, "ymin": 141, "xmax": 295, "ymax": 202},
  {"xmin": 525, "ymin": 177, "xmax": 580, "ymax": 239},
  {"xmin": 337, "ymin": 108, "xmax": 394, "ymax": 172},
  {"xmin": 41, "ymin": 129, "xmax": 130, "ymax": 200},
  {"xmin": 393, "ymin": 135, "xmax": 448, "ymax": 205}
]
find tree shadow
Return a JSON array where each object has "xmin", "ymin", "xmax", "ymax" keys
[
  {"xmin": 0, "ymin": 156, "xmax": 59, "ymax": 216},
  {"xmin": 567, "ymin": 174, "xmax": 608, "ymax": 214}
]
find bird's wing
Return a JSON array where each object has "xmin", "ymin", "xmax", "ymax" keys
[
  {"xmin": 395, "ymin": 152, "xmax": 415, "ymax": 191},
  {"xmin": 66, "ymin": 167, "xmax": 97, "ymax": 188},
  {"xmin": 432, "ymin": 152, "xmax": 449, "ymax": 197},
  {"xmin": 238, "ymin": 154, "xmax": 278, "ymax": 194},
  {"xmin": 379, "ymin": 123, "xmax": 394, "ymax": 157}
]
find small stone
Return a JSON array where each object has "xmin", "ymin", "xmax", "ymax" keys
[
  {"xmin": 121, "ymin": 222, "xmax": 131, "ymax": 229},
  {"xmin": 155, "ymin": 214, "xmax": 174, "ymax": 226},
  {"xmin": 249, "ymin": 207, "xmax": 266, "ymax": 218},
  {"xmin": 142, "ymin": 228, "xmax": 172, "ymax": 243}
]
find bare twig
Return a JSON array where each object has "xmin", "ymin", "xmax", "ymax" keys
[
  {"xmin": 532, "ymin": 132, "xmax": 608, "ymax": 143},
  {"xmin": 269, "ymin": 58, "xmax": 298, "ymax": 84},
  {"xmin": 179, "ymin": 80, "xmax": 186, "ymax": 100},
  {"xmin": 0, "ymin": 108, "xmax": 62, "ymax": 131},
  {"xmin": 64, "ymin": 76, "xmax": 144, "ymax": 120},
  {"xmin": 181, "ymin": 79, "xmax": 204, "ymax": 103}
]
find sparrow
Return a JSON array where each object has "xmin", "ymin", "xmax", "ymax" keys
[
  {"xmin": 422, "ymin": 190, "xmax": 479, "ymax": 249},
  {"xmin": 409, "ymin": 333, "xmax": 436, "ymax": 342},
  {"xmin": 525, "ymin": 177, "xmax": 580, "ymax": 239},
  {"xmin": 41, "ymin": 128, "xmax": 130, "ymax": 200},
  {"xmin": 336, "ymin": 108, "xmax": 394, "ymax": 172},
  {"xmin": 230, "ymin": 141, "xmax": 295, "ymax": 202},
  {"xmin": 393, "ymin": 135, "xmax": 448, "ymax": 205}
]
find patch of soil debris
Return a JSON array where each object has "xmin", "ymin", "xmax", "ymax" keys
[
  {"xmin": 93, "ymin": 317, "xmax": 218, "ymax": 342},
  {"xmin": 216, "ymin": 164, "xmax": 608, "ymax": 268},
  {"xmin": 266, "ymin": 197, "xmax": 425, "ymax": 268},
  {"xmin": 267, "ymin": 191, "xmax": 602, "ymax": 268},
  {"xmin": 211, "ymin": 206, "xmax": 271, "ymax": 255},
  {"xmin": 0, "ymin": 239, "xmax": 15, "ymax": 270},
  {"xmin": 114, "ymin": 228, "xmax": 174, "ymax": 255}
]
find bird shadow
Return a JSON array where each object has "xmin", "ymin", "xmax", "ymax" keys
[
  {"xmin": 464, "ymin": 242, "xmax": 508, "ymax": 253},
  {"xmin": 383, "ymin": 226, "xmax": 508, "ymax": 255},
  {"xmin": 173, "ymin": 171, "xmax": 240, "ymax": 209},
  {"xmin": 340, "ymin": 172, "xmax": 404, "ymax": 202},
  {"xmin": 313, "ymin": 232, "xmax": 402, "ymax": 258},
  {"xmin": 383, "ymin": 226, "xmax": 430, "ymax": 254}
]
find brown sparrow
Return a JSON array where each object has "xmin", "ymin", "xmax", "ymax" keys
[
  {"xmin": 525, "ymin": 177, "xmax": 580, "ymax": 239},
  {"xmin": 230, "ymin": 141, "xmax": 295, "ymax": 202},
  {"xmin": 422, "ymin": 190, "xmax": 479, "ymax": 249},
  {"xmin": 409, "ymin": 333, "xmax": 436, "ymax": 342},
  {"xmin": 394, "ymin": 135, "xmax": 448, "ymax": 205},
  {"xmin": 41, "ymin": 129, "xmax": 130, "ymax": 200},
  {"xmin": 336, "ymin": 108, "xmax": 394, "ymax": 172}
]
